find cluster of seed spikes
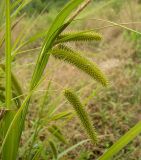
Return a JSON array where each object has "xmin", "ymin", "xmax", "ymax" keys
[
  {"xmin": 52, "ymin": 30, "xmax": 108, "ymax": 86},
  {"xmin": 51, "ymin": 31, "xmax": 108, "ymax": 144},
  {"xmin": 50, "ymin": 30, "xmax": 108, "ymax": 144}
]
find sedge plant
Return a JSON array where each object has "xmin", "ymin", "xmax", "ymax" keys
[
  {"xmin": 1, "ymin": 0, "xmax": 141, "ymax": 160},
  {"xmin": 1, "ymin": 0, "xmax": 107, "ymax": 159}
]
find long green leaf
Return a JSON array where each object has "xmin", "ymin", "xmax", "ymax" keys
[
  {"xmin": 30, "ymin": 0, "xmax": 85, "ymax": 89},
  {"xmin": 99, "ymin": 121, "xmax": 141, "ymax": 160},
  {"xmin": 2, "ymin": 1, "xmax": 15, "ymax": 159},
  {"xmin": 58, "ymin": 139, "xmax": 89, "ymax": 159},
  {"xmin": 5, "ymin": 0, "xmax": 11, "ymax": 109}
]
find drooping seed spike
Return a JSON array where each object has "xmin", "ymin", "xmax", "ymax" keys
[
  {"xmin": 56, "ymin": 31, "xmax": 102, "ymax": 44},
  {"xmin": 51, "ymin": 48, "xmax": 108, "ymax": 86},
  {"xmin": 64, "ymin": 89, "xmax": 98, "ymax": 144}
]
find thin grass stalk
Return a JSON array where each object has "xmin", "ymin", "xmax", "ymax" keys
[
  {"xmin": 74, "ymin": 18, "xmax": 141, "ymax": 36},
  {"xmin": 2, "ymin": 1, "xmax": 16, "ymax": 159},
  {"xmin": 5, "ymin": 0, "xmax": 12, "ymax": 109},
  {"xmin": 68, "ymin": 0, "xmax": 91, "ymax": 22},
  {"xmin": 27, "ymin": 81, "xmax": 52, "ymax": 159}
]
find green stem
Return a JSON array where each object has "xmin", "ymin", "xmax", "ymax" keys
[
  {"xmin": 5, "ymin": 0, "xmax": 12, "ymax": 109},
  {"xmin": 27, "ymin": 81, "xmax": 51, "ymax": 159}
]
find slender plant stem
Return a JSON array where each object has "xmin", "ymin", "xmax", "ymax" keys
[
  {"xmin": 27, "ymin": 81, "xmax": 51, "ymax": 159},
  {"xmin": 68, "ymin": 0, "xmax": 91, "ymax": 22},
  {"xmin": 5, "ymin": 0, "xmax": 12, "ymax": 109}
]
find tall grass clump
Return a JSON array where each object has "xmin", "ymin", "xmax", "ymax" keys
[{"xmin": 1, "ymin": 0, "xmax": 141, "ymax": 159}]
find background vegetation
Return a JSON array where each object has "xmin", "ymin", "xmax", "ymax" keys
[{"xmin": 24, "ymin": 0, "xmax": 69, "ymax": 15}]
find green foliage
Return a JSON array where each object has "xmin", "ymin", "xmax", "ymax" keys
[
  {"xmin": 124, "ymin": 31, "xmax": 141, "ymax": 60},
  {"xmin": 24, "ymin": 0, "xmax": 69, "ymax": 15},
  {"xmin": 78, "ymin": 150, "xmax": 92, "ymax": 160},
  {"xmin": 110, "ymin": 0, "xmax": 123, "ymax": 13},
  {"xmin": 64, "ymin": 89, "xmax": 98, "ymax": 144},
  {"xmin": 23, "ymin": 0, "xmax": 47, "ymax": 15}
]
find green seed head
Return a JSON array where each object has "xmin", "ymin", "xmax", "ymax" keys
[{"xmin": 64, "ymin": 89, "xmax": 98, "ymax": 144}]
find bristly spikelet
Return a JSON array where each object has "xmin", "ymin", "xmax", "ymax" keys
[
  {"xmin": 56, "ymin": 44, "xmax": 75, "ymax": 53},
  {"xmin": 55, "ymin": 44, "xmax": 84, "ymax": 56},
  {"xmin": 55, "ymin": 31, "xmax": 102, "ymax": 44},
  {"xmin": 51, "ymin": 48, "xmax": 108, "ymax": 86},
  {"xmin": 64, "ymin": 89, "xmax": 98, "ymax": 144}
]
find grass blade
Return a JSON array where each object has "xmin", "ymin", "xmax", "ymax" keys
[
  {"xmin": 99, "ymin": 121, "xmax": 141, "ymax": 160},
  {"xmin": 58, "ymin": 139, "xmax": 89, "ymax": 159},
  {"xmin": 5, "ymin": 0, "xmax": 12, "ymax": 109},
  {"xmin": 2, "ymin": 1, "xmax": 16, "ymax": 159}
]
